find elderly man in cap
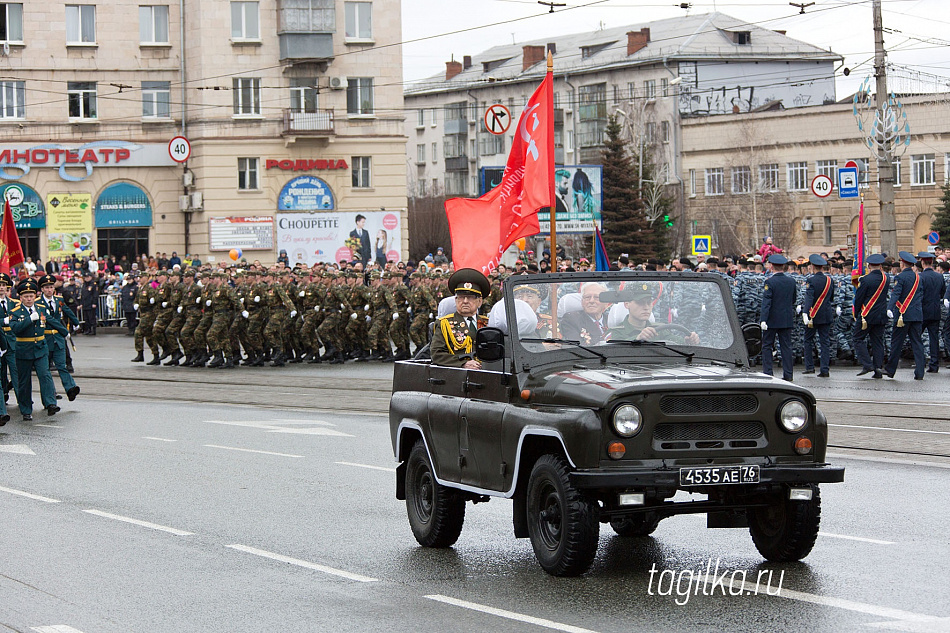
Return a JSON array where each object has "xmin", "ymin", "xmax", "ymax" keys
[
  {"xmin": 884, "ymin": 251, "xmax": 925, "ymax": 379},
  {"xmin": 9, "ymin": 280, "xmax": 60, "ymax": 420},
  {"xmin": 430, "ymin": 268, "xmax": 489, "ymax": 369},
  {"xmin": 918, "ymin": 251, "xmax": 945, "ymax": 373},
  {"xmin": 760, "ymin": 254, "xmax": 796, "ymax": 382},
  {"xmin": 801, "ymin": 254, "xmax": 835, "ymax": 377}
]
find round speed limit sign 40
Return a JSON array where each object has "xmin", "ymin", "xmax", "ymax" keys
[
  {"xmin": 168, "ymin": 136, "xmax": 191, "ymax": 163},
  {"xmin": 810, "ymin": 174, "xmax": 833, "ymax": 198}
]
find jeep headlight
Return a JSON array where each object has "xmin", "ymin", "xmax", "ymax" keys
[
  {"xmin": 779, "ymin": 400, "xmax": 808, "ymax": 433},
  {"xmin": 613, "ymin": 404, "xmax": 642, "ymax": 437}
]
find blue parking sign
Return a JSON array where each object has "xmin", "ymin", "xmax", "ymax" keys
[{"xmin": 838, "ymin": 167, "xmax": 859, "ymax": 199}]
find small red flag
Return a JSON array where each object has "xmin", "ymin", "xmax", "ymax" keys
[
  {"xmin": 445, "ymin": 70, "xmax": 554, "ymax": 274},
  {"xmin": 0, "ymin": 198, "xmax": 24, "ymax": 275}
]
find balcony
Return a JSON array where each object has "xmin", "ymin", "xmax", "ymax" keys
[
  {"xmin": 283, "ymin": 108, "xmax": 335, "ymax": 136},
  {"xmin": 445, "ymin": 156, "xmax": 469, "ymax": 172},
  {"xmin": 444, "ymin": 118, "xmax": 467, "ymax": 135}
]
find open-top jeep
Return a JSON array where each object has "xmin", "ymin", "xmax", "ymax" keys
[{"xmin": 389, "ymin": 272, "xmax": 844, "ymax": 576}]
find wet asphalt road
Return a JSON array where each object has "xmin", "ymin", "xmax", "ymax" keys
[{"xmin": 2, "ymin": 391, "xmax": 949, "ymax": 633}]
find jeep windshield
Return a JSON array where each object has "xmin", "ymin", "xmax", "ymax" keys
[{"xmin": 500, "ymin": 272, "xmax": 748, "ymax": 368}]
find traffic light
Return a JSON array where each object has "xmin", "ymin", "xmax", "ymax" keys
[{"xmin": 663, "ymin": 213, "xmax": 674, "ymax": 227}]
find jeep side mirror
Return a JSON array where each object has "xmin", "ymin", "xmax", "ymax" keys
[
  {"xmin": 475, "ymin": 327, "xmax": 505, "ymax": 362},
  {"xmin": 741, "ymin": 322, "xmax": 762, "ymax": 358}
]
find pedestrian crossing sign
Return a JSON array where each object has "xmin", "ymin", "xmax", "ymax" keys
[{"xmin": 692, "ymin": 235, "xmax": 712, "ymax": 256}]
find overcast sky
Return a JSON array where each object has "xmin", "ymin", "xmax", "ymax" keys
[{"xmin": 401, "ymin": 0, "xmax": 950, "ymax": 99}]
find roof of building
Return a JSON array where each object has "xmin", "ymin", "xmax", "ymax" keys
[{"xmin": 406, "ymin": 12, "xmax": 841, "ymax": 96}]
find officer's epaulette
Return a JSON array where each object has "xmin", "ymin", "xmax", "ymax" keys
[{"xmin": 476, "ymin": 314, "xmax": 489, "ymax": 325}]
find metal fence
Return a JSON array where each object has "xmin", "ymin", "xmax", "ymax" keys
[{"xmin": 75, "ymin": 295, "xmax": 124, "ymax": 327}]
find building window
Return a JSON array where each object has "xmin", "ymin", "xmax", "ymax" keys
[
  {"xmin": 417, "ymin": 108, "xmax": 425, "ymax": 127},
  {"xmin": 816, "ymin": 159, "xmax": 837, "ymax": 183},
  {"xmin": 732, "ymin": 166, "xmax": 751, "ymax": 194},
  {"xmin": 644, "ymin": 79, "xmax": 656, "ymax": 99},
  {"xmin": 67, "ymin": 81, "xmax": 97, "ymax": 119},
  {"xmin": 141, "ymin": 81, "xmax": 170, "ymax": 118},
  {"xmin": 0, "ymin": 80, "xmax": 24, "ymax": 119},
  {"xmin": 431, "ymin": 142, "xmax": 437, "ymax": 163},
  {"xmin": 612, "ymin": 84, "xmax": 620, "ymax": 104},
  {"xmin": 0, "ymin": 3, "xmax": 23, "ymax": 42},
  {"xmin": 352, "ymin": 156, "xmax": 371, "ymax": 188},
  {"xmin": 417, "ymin": 179, "xmax": 427, "ymax": 197},
  {"xmin": 479, "ymin": 132, "xmax": 505, "ymax": 156},
  {"xmin": 945, "ymin": 153, "xmax": 950, "ymax": 184},
  {"xmin": 823, "ymin": 216, "xmax": 832, "ymax": 245},
  {"xmin": 661, "ymin": 120, "xmax": 670, "ymax": 143},
  {"xmin": 344, "ymin": 1, "xmax": 372, "ymax": 40},
  {"xmin": 688, "ymin": 169, "xmax": 696, "ymax": 197},
  {"xmin": 893, "ymin": 158, "xmax": 901, "ymax": 187},
  {"xmin": 230, "ymin": 1, "xmax": 259, "ymax": 40},
  {"xmin": 553, "ymin": 92, "xmax": 560, "ymax": 109},
  {"xmin": 644, "ymin": 122, "xmax": 656, "ymax": 144},
  {"xmin": 139, "ymin": 5, "xmax": 169, "ymax": 44},
  {"xmin": 290, "ymin": 78, "xmax": 318, "ymax": 112},
  {"xmin": 787, "ymin": 161, "xmax": 808, "ymax": 191},
  {"xmin": 66, "ymin": 5, "xmax": 96, "ymax": 43},
  {"xmin": 626, "ymin": 82, "xmax": 635, "ymax": 100},
  {"xmin": 661, "ymin": 77, "xmax": 669, "ymax": 97},
  {"xmin": 912, "ymin": 154, "xmax": 935, "ymax": 185},
  {"xmin": 705, "ymin": 168, "xmax": 723, "ymax": 196},
  {"xmin": 346, "ymin": 77, "xmax": 374, "ymax": 115},
  {"xmin": 443, "ymin": 134, "xmax": 466, "ymax": 159},
  {"xmin": 232, "ymin": 77, "xmax": 261, "ymax": 115},
  {"xmin": 758, "ymin": 163, "xmax": 779, "ymax": 191},
  {"xmin": 238, "ymin": 157, "xmax": 259, "ymax": 190},
  {"xmin": 577, "ymin": 82, "xmax": 606, "ymax": 148},
  {"xmin": 416, "ymin": 143, "xmax": 426, "ymax": 164}
]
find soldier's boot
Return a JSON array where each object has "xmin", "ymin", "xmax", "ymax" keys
[
  {"xmin": 320, "ymin": 346, "xmax": 336, "ymax": 361},
  {"xmin": 146, "ymin": 354, "xmax": 161, "ymax": 366},
  {"xmin": 192, "ymin": 351, "xmax": 209, "ymax": 368},
  {"xmin": 289, "ymin": 350, "xmax": 304, "ymax": 364},
  {"xmin": 180, "ymin": 354, "xmax": 193, "ymax": 367},
  {"xmin": 207, "ymin": 351, "xmax": 224, "ymax": 368},
  {"xmin": 392, "ymin": 348, "xmax": 410, "ymax": 362},
  {"xmin": 164, "ymin": 350, "xmax": 183, "ymax": 366},
  {"xmin": 159, "ymin": 347, "xmax": 172, "ymax": 361},
  {"xmin": 131, "ymin": 351, "xmax": 144, "ymax": 362},
  {"xmin": 270, "ymin": 351, "xmax": 287, "ymax": 367},
  {"xmin": 365, "ymin": 348, "xmax": 382, "ymax": 361},
  {"xmin": 221, "ymin": 354, "xmax": 235, "ymax": 369},
  {"xmin": 329, "ymin": 350, "xmax": 345, "ymax": 365},
  {"xmin": 251, "ymin": 352, "xmax": 267, "ymax": 367},
  {"xmin": 240, "ymin": 352, "xmax": 255, "ymax": 366}
]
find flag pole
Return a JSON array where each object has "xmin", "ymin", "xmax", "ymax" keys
[{"xmin": 547, "ymin": 51, "xmax": 557, "ymax": 276}]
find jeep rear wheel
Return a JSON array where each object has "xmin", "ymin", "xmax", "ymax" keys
[
  {"xmin": 406, "ymin": 440, "xmax": 465, "ymax": 548},
  {"xmin": 748, "ymin": 484, "xmax": 821, "ymax": 561},
  {"xmin": 610, "ymin": 511, "xmax": 661, "ymax": 537},
  {"xmin": 526, "ymin": 454, "xmax": 599, "ymax": 576}
]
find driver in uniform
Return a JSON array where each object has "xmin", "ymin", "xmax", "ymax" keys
[
  {"xmin": 513, "ymin": 283, "xmax": 552, "ymax": 338},
  {"xmin": 607, "ymin": 283, "xmax": 700, "ymax": 344}
]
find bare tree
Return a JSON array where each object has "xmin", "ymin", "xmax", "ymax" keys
[{"xmin": 408, "ymin": 189, "xmax": 453, "ymax": 262}]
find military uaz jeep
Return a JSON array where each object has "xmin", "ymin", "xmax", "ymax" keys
[{"xmin": 389, "ymin": 272, "xmax": 844, "ymax": 576}]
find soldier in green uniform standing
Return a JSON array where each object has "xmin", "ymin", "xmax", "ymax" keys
[
  {"xmin": 206, "ymin": 272, "xmax": 239, "ymax": 368},
  {"xmin": 344, "ymin": 271, "xmax": 373, "ymax": 361},
  {"xmin": 408, "ymin": 271, "xmax": 437, "ymax": 355},
  {"xmin": 388, "ymin": 272, "xmax": 411, "ymax": 361},
  {"xmin": 161, "ymin": 270, "xmax": 186, "ymax": 365},
  {"xmin": 228, "ymin": 270, "xmax": 251, "ymax": 364},
  {"xmin": 608, "ymin": 284, "xmax": 700, "ymax": 344},
  {"xmin": 177, "ymin": 270, "xmax": 204, "ymax": 366},
  {"xmin": 244, "ymin": 270, "xmax": 268, "ymax": 366},
  {"xmin": 150, "ymin": 270, "xmax": 175, "ymax": 362},
  {"xmin": 367, "ymin": 271, "xmax": 392, "ymax": 361},
  {"xmin": 132, "ymin": 271, "xmax": 159, "ymax": 363},
  {"xmin": 263, "ymin": 270, "xmax": 297, "ymax": 366},
  {"xmin": 192, "ymin": 272, "xmax": 216, "ymax": 367},
  {"xmin": 317, "ymin": 270, "xmax": 350, "ymax": 364}
]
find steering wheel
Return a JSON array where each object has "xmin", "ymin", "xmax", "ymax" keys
[{"xmin": 651, "ymin": 323, "xmax": 694, "ymax": 344}]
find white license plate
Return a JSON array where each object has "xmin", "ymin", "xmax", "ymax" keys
[{"xmin": 679, "ymin": 465, "xmax": 759, "ymax": 486}]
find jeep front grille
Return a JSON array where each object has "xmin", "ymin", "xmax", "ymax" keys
[
  {"xmin": 658, "ymin": 394, "xmax": 758, "ymax": 416},
  {"xmin": 653, "ymin": 421, "xmax": 766, "ymax": 451}
]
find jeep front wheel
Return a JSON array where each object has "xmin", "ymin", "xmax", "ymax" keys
[
  {"xmin": 526, "ymin": 454, "xmax": 599, "ymax": 576},
  {"xmin": 610, "ymin": 511, "xmax": 661, "ymax": 537},
  {"xmin": 748, "ymin": 484, "xmax": 821, "ymax": 561},
  {"xmin": 405, "ymin": 439, "xmax": 465, "ymax": 547}
]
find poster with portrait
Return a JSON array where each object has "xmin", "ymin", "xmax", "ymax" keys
[{"xmin": 275, "ymin": 210, "xmax": 402, "ymax": 266}]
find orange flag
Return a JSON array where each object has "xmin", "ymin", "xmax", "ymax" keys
[
  {"xmin": 0, "ymin": 198, "xmax": 23, "ymax": 275},
  {"xmin": 445, "ymin": 70, "xmax": 554, "ymax": 274}
]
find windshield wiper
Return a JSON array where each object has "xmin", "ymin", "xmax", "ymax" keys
[
  {"xmin": 604, "ymin": 339, "xmax": 695, "ymax": 361},
  {"xmin": 521, "ymin": 337, "xmax": 608, "ymax": 363}
]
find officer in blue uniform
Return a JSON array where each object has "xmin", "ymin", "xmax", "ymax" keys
[
  {"xmin": 0, "ymin": 273, "xmax": 19, "ymax": 403},
  {"xmin": 802, "ymin": 254, "xmax": 835, "ymax": 377},
  {"xmin": 760, "ymin": 254, "xmax": 796, "ymax": 381},
  {"xmin": 39, "ymin": 274, "xmax": 81, "ymax": 401},
  {"xmin": 884, "ymin": 251, "xmax": 925, "ymax": 380},
  {"xmin": 10, "ymin": 280, "xmax": 60, "ymax": 420},
  {"xmin": 917, "ymin": 252, "xmax": 945, "ymax": 373},
  {"xmin": 853, "ymin": 254, "xmax": 889, "ymax": 378}
]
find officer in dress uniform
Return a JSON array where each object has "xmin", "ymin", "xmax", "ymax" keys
[
  {"xmin": 853, "ymin": 254, "xmax": 889, "ymax": 378},
  {"xmin": 39, "ymin": 274, "xmax": 80, "ymax": 401},
  {"xmin": 760, "ymin": 254, "xmax": 796, "ymax": 382},
  {"xmin": 0, "ymin": 273, "xmax": 19, "ymax": 404},
  {"xmin": 918, "ymin": 252, "xmax": 945, "ymax": 373},
  {"xmin": 9, "ymin": 280, "xmax": 59, "ymax": 421},
  {"xmin": 430, "ymin": 268, "xmax": 490, "ymax": 369},
  {"xmin": 802, "ymin": 254, "xmax": 835, "ymax": 377},
  {"xmin": 884, "ymin": 251, "xmax": 926, "ymax": 380}
]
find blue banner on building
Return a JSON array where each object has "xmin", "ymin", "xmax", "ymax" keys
[
  {"xmin": 95, "ymin": 182, "xmax": 153, "ymax": 227},
  {"xmin": 0, "ymin": 182, "xmax": 46, "ymax": 229},
  {"xmin": 278, "ymin": 176, "xmax": 335, "ymax": 211}
]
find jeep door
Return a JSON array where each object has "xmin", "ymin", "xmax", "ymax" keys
[
  {"xmin": 425, "ymin": 364, "xmax": 467, "ymax": 483},
  {"xmin": 458, "ymin": 368, "xmax": 509, "ymax": 491}
]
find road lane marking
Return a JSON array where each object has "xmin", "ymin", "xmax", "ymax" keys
[
  {"xmin": 335, "ymin": 461, "xmax": 394, "ymax": 472},
  {"xmin": 204, "ymin": 444, "xmax": 302, "ymax": 458},
  {"xmin": 817, "ymin": 531, "xmax": 895, "ymax": 545},
  {"xmin": 226, "ymin": 544, "xmax": 378, "ymax": 583},
  {"xmin": 865, "ymin": 615, "xmax": 950, "ymax": 631},
  {"xmin": 0, "ymin": 485, "xmax": 60, "ymax": 503},
  {"xmin": 33, "ymin": 424, "xmax": 63, "ymax": 429},
  {"xmin": 702, "ymin": 575, "xmax": 935, "ymax": 622},
  {"xmin": 32, "ymin": 626, "xmax": 87, "ymax": 633},
  {"xmin": 204, "ymin": 419, "xmax": 353, "ymax": 437},
  {"xmin": 829, "ymin": 424, "xmax": 950, "ymax": 436},
  {"xmin": 819, "ymin": 398, "xmax": 950, "ymax": 408},
  {"xmin": 0, "ymin": 444, "xmax": 36, "ymax": 455},
  {"xmin": 828, "ymin": 453, "xmax": 950, "ymax": 470},
  {"xmin": 425, "ymin": 595, "xmax": 598, "ymax": 633},
  {"xmin": 83, "ymin": 509, "xmax": 193, "ymax": 536},
  {"xmin": 143, "ymin": 436, "xmax": 178, "ymax": 442}
]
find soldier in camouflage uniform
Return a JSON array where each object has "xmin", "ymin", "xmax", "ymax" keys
[
  {"xmin": 263, "ymin": 270, "xmax": 297, "ymax": 366},
  {"xmin": 192, "ymin": 273, "xmax": 216, "ymax": 367},
  {"xmin": 832, "ymin": 267, "xmax": 856, "ymax": 362},
  {"xmin": 149, "ymin": 270, "xmax": 176, "ymax": 363},
  {"xmin": 317, "ymin": 271, "xmax": 351, "ymax": 364},
  {"xmin": 244, "ymin": 270, "xmax": 269, "ymax": 366},
  {"xmin": 388, "ymin": 271, "xmax": 411, "ymax": 361},
  {"xmin": 296, "ymin": 270, "xmax": 323, "ymax": 363},
  {"xmin": 345, "ymin": 271, "xmax": 373, "ymax": 361},
  {"xmin": 177, "ymin": 270, "xmax": 204, "ymax": 366},
  {"xmin": 161, "ymin": 270, "xmax": 186, "ymax": 365},
  {"xmin": 229, "ymin": 270, "xmax": 251, "ymax": 364},
  {"xmin": 408, "ymin": 271, "xmax": 437, "ymax": 353},
  {"xmin": 206, "ymin": 272, "xmax": 240, "ymax": 368},
  {"xmin": 367, "ymin": 271, "xmax": 393, "ymax": 360},
  {"xmin": 132, "ymin": 272, "xmax": 160, "ymax": 363}
]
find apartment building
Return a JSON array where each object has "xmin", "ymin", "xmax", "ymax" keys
[
  {"xmin": 0, "ymin": 0, "xmax": 406, "ymax": 265},
  {"xmin": 680, "ymin": 94, "xmax": 950, "ymax": 257}
]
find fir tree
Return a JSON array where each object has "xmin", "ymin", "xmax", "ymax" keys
[
  {"xmin": 932, "ymin": 183, "xmax": 950, "ymax": 249},
  {"xmin": 599, "ymin": 116, "xmax": 655, "ymax": 262}
]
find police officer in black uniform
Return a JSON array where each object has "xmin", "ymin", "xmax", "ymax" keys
[
  {"xmin": 884, "ymin": 251, "xmax": 925, "ymax": 380},
  {"xmin": 760, "ymin": 254, "xmax": 796, "ymax": 382},
  {"xmin": 853, "ymin": 254, "xmax": 889, "ymax": 378},
  {"xmin": 802, "ymin": 254, "xmax": 835, "ymax": 377},
  {"xmin": 918, "ymin": 251, "xmax": 945, "ymax": 373}
]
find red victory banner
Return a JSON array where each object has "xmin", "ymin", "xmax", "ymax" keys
[{"xmin": 0, "ymin": 198, "xmax": 24, "ymax": 274}]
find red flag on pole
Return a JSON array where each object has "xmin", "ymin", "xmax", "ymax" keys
[
  {"xmin": 851, "ymin": 198, "xmax": 866, "ymax": 283},
  {"xmin": 445, "ymin": 69, "xmax": 554, "ymax": 275},
  {"xmin": 0, "ymin": 198, "xmax": 24, "ymax": 275}
]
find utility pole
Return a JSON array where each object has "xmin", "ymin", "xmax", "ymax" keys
[{"xmin": 873, "ymin": 0, "xmax": 897, "ymax": 256}]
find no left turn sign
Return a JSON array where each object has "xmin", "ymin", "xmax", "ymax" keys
[{"xmin": 484, "ymin": 104, "xmax": 511, "ymax": 136}]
